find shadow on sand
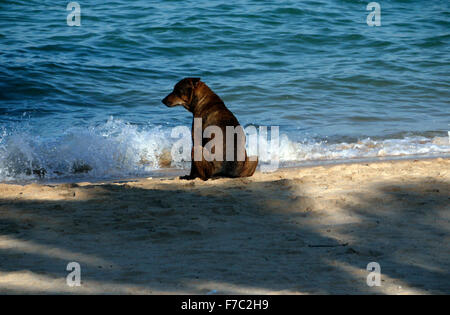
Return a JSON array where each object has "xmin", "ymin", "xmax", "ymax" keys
[{"xmin": 0, "ymin": 176, "xmax": 449, "ymax": 294}]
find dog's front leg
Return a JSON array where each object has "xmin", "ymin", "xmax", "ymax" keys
[
  {"xmin": 180, "ymin": 145, "xmax": 202, "ymax": 180},
  {"xmin": 180, "ymin": 163, "xmax": 199, "ymax": 180},
  {"xmin": 180, "ymin": 145, "xmax": 214, "ymax": 180}
]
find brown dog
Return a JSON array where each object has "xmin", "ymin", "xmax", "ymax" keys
[{"xmin": 162, "ymin": 78, "xmax": 258, "ymax": 180}]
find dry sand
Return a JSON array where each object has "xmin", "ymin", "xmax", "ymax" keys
[{"xmin": 0, "ymin": 158, "xmax": 449, "ymax": 294}]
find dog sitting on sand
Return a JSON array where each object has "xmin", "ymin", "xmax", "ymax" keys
[{"xmin": 162, "ymin": 78, "xmax": 258, "ymax": 180}]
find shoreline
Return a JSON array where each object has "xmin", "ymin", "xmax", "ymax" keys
[
  {"xmin": 2, "ymin": 154, "xmax": 450, "ymax": 186},
  {"xmin": 0, "ymin": 157, "xmax": 449, "ymax": 294}
]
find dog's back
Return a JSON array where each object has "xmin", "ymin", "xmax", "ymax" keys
[{"xmin": 194, "ymin": 83, "xmax": 257, "ymax": 178}]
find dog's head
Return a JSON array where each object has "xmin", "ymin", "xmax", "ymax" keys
[{"xmin": 162, "ymin": 78, "xmax": 201, "ymax": 110}]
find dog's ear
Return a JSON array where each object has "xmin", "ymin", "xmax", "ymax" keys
[{"xmin": 190, "ymin": 77, "xmax": 201, "ymax": 88}]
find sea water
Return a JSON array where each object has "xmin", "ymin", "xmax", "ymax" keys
[{"xmin": 0, "ymin": 0, "xmax": 449, "ymax": 182}]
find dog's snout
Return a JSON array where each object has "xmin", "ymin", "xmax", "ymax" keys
[{"xmin": 162, "ymin": 95, "xmax": 169, "ymax": 106}]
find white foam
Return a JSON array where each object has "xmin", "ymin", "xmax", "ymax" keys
[
  {"xmin": 0, "ymin": 117, "xmax": 182, "ymax": 182},
  {"xmin": 274, "ymin": 135, "xmax": 450, "ymax": 163},
  {"xmin": 0, "ymin": 118, "xmax": 449, "ymax": 182}
]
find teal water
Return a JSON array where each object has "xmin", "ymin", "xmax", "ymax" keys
[{"xmin": 0, "ymin": 0, "xmax": 449, "ymax": 181}]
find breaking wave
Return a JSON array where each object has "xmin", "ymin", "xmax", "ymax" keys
[{"xmin": 0, "ymin": 117, "xmax": 449, "ymax": 182}]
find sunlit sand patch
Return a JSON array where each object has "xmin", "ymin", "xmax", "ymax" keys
[
  {"xmin": 0, "ymin": 271, "xmax": 157, "ymax": 295},
  {"xmin": 183, "ymin": 280, "xmax": 303, "ymax": 295},
  {"xmin": 328, "ymin": 260, "xmax": 428, "ymax": 295},
  {"xmin": 0, "ymin": 235, "xmax": 111, "ymax": 267}
]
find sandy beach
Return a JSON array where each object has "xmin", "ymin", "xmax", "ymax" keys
[{"xmin": 0, "ymin": 158, "xmax": 449, "ymax": 294}]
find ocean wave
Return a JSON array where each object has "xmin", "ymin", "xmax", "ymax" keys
[
  {"xmin": 0, "ymin": 118, "xmax": 449, "ymax": 182},
  {"xmin": 0, "ymin": 118, "xmax": 186, "ymax": 182}
]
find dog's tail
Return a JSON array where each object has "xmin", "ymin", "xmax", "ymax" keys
[{"xmin": 240, "ymin": 156, "xmax": 258, "ymax": 177}]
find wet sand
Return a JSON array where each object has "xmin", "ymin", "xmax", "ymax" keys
[{"xmin": 0, "ymin": 158, "xmax": 449, "ymax": 294}]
